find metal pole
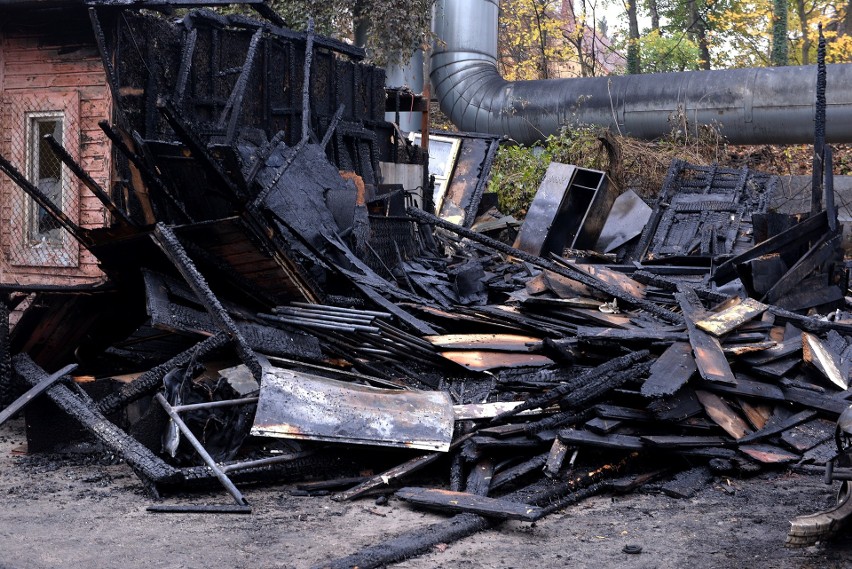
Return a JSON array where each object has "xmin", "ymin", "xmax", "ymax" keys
[{"xmin": 154, "ymin": 392, "xmax": 249, "ymax": 506}]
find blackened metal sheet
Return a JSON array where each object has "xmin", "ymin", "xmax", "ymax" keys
[
  {"xmin": 595, "ymin": 189, "xmax": 652, "ymax": 253},
  {"xmin": 251, "ymin": 367, "xmax": 454, "ymax": 451}
]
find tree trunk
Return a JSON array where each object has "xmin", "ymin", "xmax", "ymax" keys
[
  {"xmin": 771, "ymin": 0, "xmax": 789, "ymax": 66},
  {"xmin": 646, "ymin": 0, "xmax": 660, "ymax": 31},
  {"xmin": 688, "ymin": 0, "xmax": 711, "ymax": 70},
  {"xmin": 626, "ymin": 0, "xmax": 640, "ymax": 74},
  {"xmin": 796, "ymin": 0, "xmax": 810, "ymax": 65}
]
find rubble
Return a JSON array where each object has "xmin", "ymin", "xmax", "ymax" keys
[{"xmin": 1, "ymin": 4, "xmax": 852, "ymax": 568}]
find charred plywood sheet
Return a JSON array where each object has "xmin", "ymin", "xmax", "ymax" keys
[
  {"xmin": 632, "ymin": 160, "xmax": 776, "ymax": 261},
  {"xmin": 251, "ymin": 367, "xmax": 454, "ymax": 451}
]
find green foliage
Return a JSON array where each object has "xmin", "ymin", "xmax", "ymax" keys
[
  {"xmin": 488, "ymin": 126, "xmax": 608, "ymax": 217},
  {"xmin": 636, "ymin": 30, "xmax": 700, "ymax": 72}
]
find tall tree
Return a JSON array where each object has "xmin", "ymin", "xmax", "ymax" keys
[
  {"xmin": 624, "ymin": 0, "xmax": 641, "ymax": 73},
  {"xmin": 771, "ymin": 0, "xmax": 790, "ymax": 64}
]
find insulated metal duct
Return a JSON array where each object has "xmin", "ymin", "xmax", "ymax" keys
[{"xmin": 431, "ymin": 0, "xmax": 852, "ymax": 145}]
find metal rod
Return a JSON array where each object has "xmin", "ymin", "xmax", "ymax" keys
[
  {"xmin": 154, "ymin": 392, "xmax": 248, "ymax": 506},
  {"xmin": 220, "ymin": 450, "xmax": 315, "ymax": 474},
  {"xmin": 171, "ymin": 397, "xmax": 259, "ymax": 413},
  {"xmin": 258, "ymin": 313, "xmax": 359, "ymax": 333},
  {"xmin": 0, "ymin": 364, "xmax": 77, "ymax": 427},
  {"xmin": 289, "ymin": 302, "xmax": 391, "ymax": 319}
]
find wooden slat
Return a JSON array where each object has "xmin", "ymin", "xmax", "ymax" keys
[
  {"xmin": 439, "ymin": 351, "xmax": 554, "ymax": 371},
  {"xmin": 642, "ymin": 342, "xmax": 696, "ymax": 397},
  {"xmin": 677, "ymin": 289, "xmax": 737, "ymax": 385},
  {"xmin": 695, "ymin": 297, "xmax": 768, "ymax": 337},
  {"xmin": 695, "ymin": 390, "xmax": 751, "ymax": 439},
  {"xmin": 802, "ymin": 332, "xmax": 849, "ymax": 390},
  {"xmin": 425, "ymin": 334, "xmax": 543, "ymax": 352}
]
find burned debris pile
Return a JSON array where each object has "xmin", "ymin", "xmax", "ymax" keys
[{"xmin": 0, "ymin": 5, "xmax": 851, "ymax": 567}]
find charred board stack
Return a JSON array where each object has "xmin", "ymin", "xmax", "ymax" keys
[{"xmin": 0, "ymin": 5, "xmax": 850, "ymax": 569}]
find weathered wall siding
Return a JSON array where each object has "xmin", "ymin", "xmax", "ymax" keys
[{"xmin": 0, "ymin": 21, "xmax": 111, "ymax": 286}]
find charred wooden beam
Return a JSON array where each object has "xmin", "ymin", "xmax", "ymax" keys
[
  {"xmin": 218, "ymin": 28, "xmax": 263, "ymax": 144},
  {"xmin": 301, "ymin": 19, "xmax": 315, "ymax": 143},
  {"xmin": 0, "ymin": 153, "xmax": 89, "ymax": 246},
  {"xmin": 173, "ymin": 28, "xmax": 197, "ymax": 108},
  {"xmin": 13, "ymin": 354, "xmax": 181, "ymax": 485},
  {"xmin": 157, "ymin": 100, "xmax": 246, "ymax": 201},
  {"xmin": 396, "ymin": 487, "xmax": 543, "ymax": 521},
  {"xmin": 151, "ymin": 224, "xmax": 262, "ymax": 380},
  {"xmin": 99, "ymin": 121, "xmax": 193, "ymax": 223},
  {"xmin": 491, "ymin": 350, "xmax": 650, "ymax": 422},
  {"xmin": 44, "ymin": 134, "xmax": 135, "ymax": 227}
]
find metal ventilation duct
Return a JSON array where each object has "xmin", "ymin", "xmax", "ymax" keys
[{"xmin": 431, "ymin": 0, "xmax": 852, "ymax": 145}]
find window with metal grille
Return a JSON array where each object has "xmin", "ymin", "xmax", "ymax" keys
[{"xmin": 25, "ymin": 112, "xmax": 65, "ymax": 246}]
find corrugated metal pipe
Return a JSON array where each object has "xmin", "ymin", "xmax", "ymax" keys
[{"xmin": 431, "ymin": 0, "xmax": 852, "ymax": 145}]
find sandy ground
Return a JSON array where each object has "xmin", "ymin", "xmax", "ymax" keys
[{"xmin": 2, "ymin": 417, "xmax": 852, "ymax": 569}]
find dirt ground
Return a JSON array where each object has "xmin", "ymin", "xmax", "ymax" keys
[{"xmin": 2, "ymin": 417, "xmax": 852, "ymax": 569}]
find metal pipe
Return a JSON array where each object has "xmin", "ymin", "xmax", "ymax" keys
[
  {"xmin": 431, "ymin": 0, "xmax": 852, "ymax": 145},
  {"xmin": 154, "ymin": 393, "xmax": 249, "ymax": 506}
]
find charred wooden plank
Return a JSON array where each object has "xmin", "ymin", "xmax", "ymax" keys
[
  {"xmin": 695, "ymin": 390, "xmax": 751, "ymax": 439},
  {"xmin": 640, "ymin": 435, "xmax": 729, "ymax": 448},
  {"xmin": 585, "ymin": 417, "xmax": 622, "ymax": 434},
  {"xmin": 781, "ymin": 418, "xmax": 835, "ymax": 453},
  {"xmin": 465, "ymin": 458, "xmax": 495, "ymax": 496},
  {"xmin": 647, "ymin": 388, "xmax": 704, "ymax": 421},
  {"xmin": 490, "ymin": 453, "xmax": 548, "ymax": 492},
  {"xmin": 439, "ymin": 350, "xmax": 554, "ymax": 371},
  {"xmin": 700, "ymin": 376, "xmax": 785, "ymax": 402},
  {"xmin": 764, "ymin": 233, "xmax": 842, "ymax": 304},
  {"xmin": 802, "ymin": 332, "xmax": 849, "ymax": 390},
  {"xmin": 13, "ymin": 354, "xmax": 181, "ymax": 485},
  {"xmin": 576, "ymin": 326, "xmax": 687, "ymax": 345},
  {"xmin": 396, "ymin": 487, "xmax": 543, "ymax": 521},
  {"xmin": 737, "ymin": 409, "xmax": 819, "ymax": 444},
  {"xmin": 544, "ymin": 438, "xmax": 571, "ymax": 478},
  {"xmin": 712, "ymin": 211, "xmax": 828, "ymax": 285},
  {"xmin": 425, "ymin": 334, "xmax": 543, "ymax": 352},
  {"xmin": 558, "ymin": 428, "xmax": 644, "ymax": 451},
  {"xmin": 694, "ymin": 297, "xmax": 768, "ymax": 337},
  {"xmin": 740, "ymin": 337, "xmax": 802, "ymax": 365},
  {"xmin": 739, "ymin": 444, "xmax": 799, "ymax": 464},
  {"xmin": 661, "ymin": 466, "xmax": 714, "ymax": 499},
  {"xmin": 739, "ymin": 400, "xmax": 773, "ymax": 430},
  {"xmin": 642, "ymin": 342, "xmax": 696, "ymax": 398},
  {"xmin": 677, "ymin": 288, "xmax": 736, "ymax": 385}
]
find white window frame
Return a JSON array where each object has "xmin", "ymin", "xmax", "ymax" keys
[{"xmin": 24, "ymin": 110, "xmax": 66, "ymax": 248}]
